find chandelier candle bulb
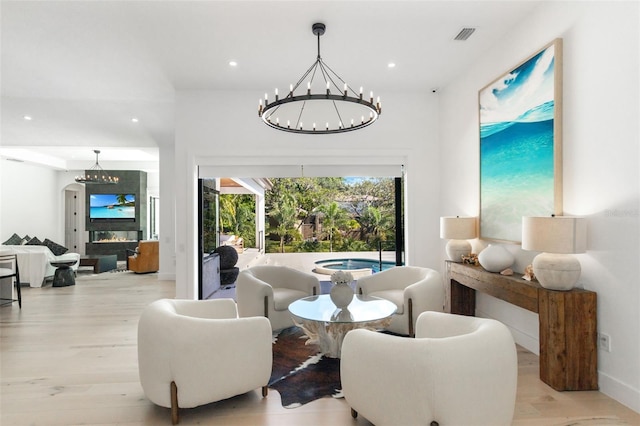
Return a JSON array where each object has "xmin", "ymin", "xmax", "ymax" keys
[
  {"xmin": 289, "ymin": 84, "xmax": 293, "ymax": 95},
  {"xmin": 326, "ymin": 122, "xmax": 329, "ymax": 130},
  {"xmin": 370, "ymin": 91, "xmax": 373, "ymax": 103},
  {"xmin": 351, "ymin": 118, "xmax": 354, "ymax": 127},
  {"xmin": 275, "ymin": 88, "xmax": 278, "ymax": 101}
]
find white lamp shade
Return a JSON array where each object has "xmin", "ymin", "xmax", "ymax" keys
[
  {"xmin": 522, "ymin": 216, "xmax": 587, "ymax": 254},
  {"xmin": 440, "ymin": 217, "xmax": 477, "ymax": 240}
]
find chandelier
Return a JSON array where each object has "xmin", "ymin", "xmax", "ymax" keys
[
  {"xmin": 75, "ymin": 150, "xmax": 119, "ymax": 184},
  {"xmin": 258, "ymin": 23, "xmax": 381, "ymax": 135}
]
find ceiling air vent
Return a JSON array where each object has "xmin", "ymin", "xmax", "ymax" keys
[{"xmin": 454, "ymin": 28, "xmax": 476, "ymax": 41}]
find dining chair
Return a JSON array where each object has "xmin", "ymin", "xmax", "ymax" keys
[{"xmin": 0, "ymin": 253, "xmax": 22, "ymax": 308}]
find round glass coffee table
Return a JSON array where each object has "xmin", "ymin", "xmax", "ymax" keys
[{"xmin": 288, "ymin": 294, "xmax": 397, "ymax": 358}]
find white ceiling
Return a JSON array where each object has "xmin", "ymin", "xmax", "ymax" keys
[{"xmin": 0, "ymin": 0, "xmax": 541, "ymax": 170}]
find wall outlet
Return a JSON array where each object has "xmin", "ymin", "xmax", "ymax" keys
[{"xmin": 598, "ymin": 332, "xmax": 611, "ymax": 352}]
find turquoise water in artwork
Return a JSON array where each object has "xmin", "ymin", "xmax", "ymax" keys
[
  {"xmin": 480, "ymin": 118, "xmax": 554, "ymax": 241},
  {"xmin": 479, "ymin": 43, "xmax": 557, "ymax": 241}
]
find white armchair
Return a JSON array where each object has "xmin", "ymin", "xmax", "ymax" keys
[
  {"xmin": 341, "ymin": 312, "xmax": 518, "ymax": 426},
  {"xmin": 137, "ymin": 298, "xmax": 272, "ymax": 424},
  {"xmin": 355, "ymin": 266, "xmax": 444, "ymax": 336},
  {"xmin": 236, "ymin": 265, "xmax": 320, "ymax": 331}
]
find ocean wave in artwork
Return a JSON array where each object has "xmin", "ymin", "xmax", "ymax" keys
[{"xmin": 481, "ymin": 100, "xmax": 554, "ymax": 138}]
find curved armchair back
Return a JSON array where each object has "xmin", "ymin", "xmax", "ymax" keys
[
  {"xmin": 341, "ymin": 311, "xmax": 517, "ymax": 426},
  {"xmin": 355, "ymin": 265, "xmax": 432, "ymax": 292},
  {"xmin": 236, "ymin": 265, "xmax": 320, "ymax": 331},
  {"xmin": 355, "ymin": 266, "xmax": 444, "ymax": 335},
  {"xmin": 242, "ymin": 265, "xmax": 319, "ymax": 292},
  {"xmin": 138, "ymin": 298, "xmax": 272, "ymax": 423}
]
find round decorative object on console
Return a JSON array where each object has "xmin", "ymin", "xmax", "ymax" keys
[
  {"xmin": 478, "ymin": 244, "xmax": 514, "ymax": 273},
  {"xmin": 330, "ymin": 282, "xmax": 354, "ymax": 309},
  {"xmin": 532, "ymin": 253, "xmax": 581, "ymax": 291}
]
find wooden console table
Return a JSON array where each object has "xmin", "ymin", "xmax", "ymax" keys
[{"xmin": 448, "ymin": 261, "xmax": 597, "ymax": 391}]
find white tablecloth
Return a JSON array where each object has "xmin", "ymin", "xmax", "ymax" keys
[{"xmin": 1, "ymin": 246, "xmax": 80, "ymax": 288}]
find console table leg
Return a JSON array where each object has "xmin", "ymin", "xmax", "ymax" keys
[{"xmin": 450, "ymin": 279, "xmax": 475, "ymax": 316}]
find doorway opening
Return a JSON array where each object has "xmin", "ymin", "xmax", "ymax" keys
[{"xmin": 197, "ymin": 174, "xmax": 405, "ymax": 299}]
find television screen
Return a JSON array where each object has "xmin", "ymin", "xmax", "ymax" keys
[{"xmin": 90, "ymin": 194, "xmax": 136, "ymax": 222}]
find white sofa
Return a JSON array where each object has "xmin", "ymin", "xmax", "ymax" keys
[
  {"xmin": 0, "ymin": 246, "xmax": 80, "ymax": 287},
  {"xmin": 341, "ymin": 311, "xmax": 518, "ymax": 426}
]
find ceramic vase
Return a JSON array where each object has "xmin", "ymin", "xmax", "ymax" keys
[
  {"xmin": 330, "ymin": 282, "xmax": 354, "ymax": 308},
  {"xmin": 478, "ymin": 244, "xmax": 514, "ymax": 272}
]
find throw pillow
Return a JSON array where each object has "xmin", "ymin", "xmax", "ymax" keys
[
  {"xmin": 26, "ymin": 237, "xmax": 43, "ymax": 246},
  {"xmin": 42, "ymin": 238, "xmax": 69, "ymax": 256},
  {"xmin": 21, "ymin": 235, "xmax": 32, "ymax": 245},
  {"xmin": 2, "ymin": 233, "xmax": 23, "ymax": 245}
]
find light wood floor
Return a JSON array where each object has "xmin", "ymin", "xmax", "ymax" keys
[{"xmin": 2, "ymin": 269, "xmax": 639, "ymax": 426}]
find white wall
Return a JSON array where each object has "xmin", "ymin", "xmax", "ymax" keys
[
  {"xmin": 172, "ymin": 89, "xmax": 441, "ymax": 299},
  {"xmin": 158, "ymin": 143, "xmax": 176, "ymax": 281},
  {"xmin": 0, "ymin": 160, "xmax": 60, "ymax": 242},
  {"xmin": 439, "ymin": 1, "xmax": 639, "ymax": 412}
]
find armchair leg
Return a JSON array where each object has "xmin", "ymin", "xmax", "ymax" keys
[
  {"xmin": 351, "ymin": 408, "xmax": 358, "ymax": 418},
  {"xmin": 263, "ymin": 296, "xmax": 269, "ymax": 318},
  {"xmin": 408, "ymin": 298, "xmax": 414, "ymax": 337},
  {"xmin": 262, "ymin": 385, "xmax": 268, "ymax": 397},
  {"xmin": 170, "ymin": 381, "xmax": 179, "ymax": 425}
]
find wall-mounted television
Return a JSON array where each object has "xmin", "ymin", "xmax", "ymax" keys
[{"xmin": 90, "ymin": 194, "xmax": 136, "ymax": 222}]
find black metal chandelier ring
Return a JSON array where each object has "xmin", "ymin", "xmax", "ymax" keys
[{"xmin": 258, "ymin": 23, "xmax": 381, "ymax": 135}]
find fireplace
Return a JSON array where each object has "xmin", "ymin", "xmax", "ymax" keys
[{"xmin": 86, "ymin": 230, "xmax": 142, "ymax": 260}]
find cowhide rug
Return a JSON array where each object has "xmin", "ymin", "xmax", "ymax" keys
[{"xmin": 269, "ymin": 326, "xmax": 342, "ymax": 408}]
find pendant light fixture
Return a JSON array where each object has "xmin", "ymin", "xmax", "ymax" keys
[
  {"xmin": 75, "ymin": 150, "xmax": 119, "ymax": 184},
  {"xmin": 258, "ymin": 23, "xmax": 381, "ymax": 134}
]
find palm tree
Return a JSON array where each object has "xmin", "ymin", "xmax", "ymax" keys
[
  {"xmin": 116, "ymin": 194, "xmax": 129, "ymax": 206},
  {"xmin": 219, "ymin": 194, "xmax": 256, "ymax": 246},
  {"xmin": 315, "ymin": 201, "xmax": 349, "ymax": 252},
  {"xmin": 359, "ymin": 205, "xmax": 393, "ymax": 246},
  {"xmin": 267, "ymin": 194, "xmax": 299, "ymax": 253}
]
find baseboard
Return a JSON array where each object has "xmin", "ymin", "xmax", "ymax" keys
[{"xmin": 598, "ymin": 370, "xmax": 640, "ymax": 414}]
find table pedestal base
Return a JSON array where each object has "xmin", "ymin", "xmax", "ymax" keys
[{"xmin": 292, "ymin": 316, "xmax": 392, "ymax": 358}]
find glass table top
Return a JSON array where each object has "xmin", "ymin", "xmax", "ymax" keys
[{"xmin": 288, "ymin": 294, "xmax": 397, "ymax": 324}]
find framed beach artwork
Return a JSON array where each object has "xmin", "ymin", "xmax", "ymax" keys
[{"xmin": 479, "ymin": 38, "xmax": 563, "ymax": 243}]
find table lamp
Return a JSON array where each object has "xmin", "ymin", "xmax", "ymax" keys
[
  {"xmin": 521, "ymin": 216, "xmax": 587, "ymax": 290},
  {"xmin": 440, "ymin": 216, "xmax": 477, "ymax": 262}
]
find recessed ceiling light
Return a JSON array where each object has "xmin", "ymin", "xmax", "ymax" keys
[
  {"xmin": 131, "ymin": 117, "xmax": 139, "ymax": 123},
  {"xmin": 23, "ymin": 115, "xmax": 32, "ymax": 120},
  {"xmin": 387, "ymin": 63, "xmax": 396, "ymax": 68},
  {"xmin": 229, "ymin": 61, "xmax": 238, "ymax": 67}
]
